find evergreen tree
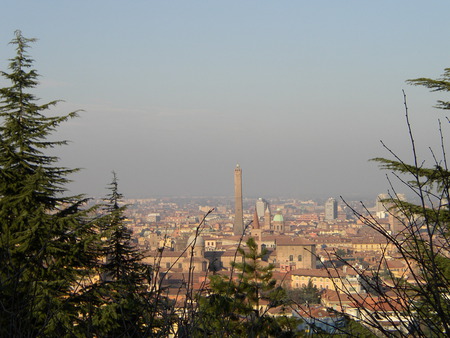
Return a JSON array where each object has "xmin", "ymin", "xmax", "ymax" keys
[
  {"xmin": 0, "ymin": 30, "xmax": 96, "ymax": 336},
  {"xmin": 407, "ymin": 68, "xmax": 450, "ymax": 110},
  {"xmin": 329, "ymin": 69, "xmax": 450, "ymax": 336},
  {"xmin": 376, "ymin": 70, "xmax": 450, "ymax": 335},
  {"xmin": 100, "ymin": 171, "xmax": 143, "ymax": 284},
  {"xmin": 91, "ymin": 172, "xmax": 165, "ymax": 336},
  {"xmin": 196, "ymin": 237, "xmax": 301, "ymax": 337}
]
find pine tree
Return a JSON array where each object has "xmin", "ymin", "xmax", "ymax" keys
[
  {"xmin": 407, "ymin": 68, "xmax": 450, "ymax": 110},
  {"xmin": 328, "ymin": 69, "xmax": 450, "ymax": 336},
  {"xmin": 373, "ymin": 70, "xmax": 450, "ymax": 335},
  {"xmin": 91, "ymin": 172, "xmax": 156, "ymax": 336},
  {"xmin": 0, "ymin": 30, "xmax": 96, "ymax": 336},
  {"xmin": 196, "ymin": 237, "xmax": 300, "ymax": 337},
  {"xmin": 100, "ymin": 172, "xmax": 143, "ymax": 284}
]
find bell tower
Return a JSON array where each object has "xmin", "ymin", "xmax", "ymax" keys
[{"xmin": 234, "ymin": 164, "xmax": 244, "ymax": 236}]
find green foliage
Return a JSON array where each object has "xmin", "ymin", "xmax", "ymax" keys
[
  {"xmin": 87, "ymin": 173, "xmax": 171, "ymax": 336},
  {"xmin": 335, "ymin": 248, "xmax": 347, "ymax": 257},
  {"xmin": 341, "ymin": 318, "xmax": 378, "ymax": 338},
  {"xmin": 0, "ymin": 30, "xmax": 97, "ymax": 336},
  {"xmin": 195, "ymin": 237, "xmax": 302, "ymax": 337},
  {"xmin": 350, "ymin": 68, "xmax": 450, "ymax": 336},
  {"xmin": 232, "ymin": 237, "xmax": 277, "ymax": 310},
  {"xmin": 371, "ymin": 158, "xmax": 450, "ymax": 193},
  {"xmin": 100, "ymin": 171, "xmax": 143, "ymax": 283},
  {"xmin": 287, "ymin": 279, "xmax": 321, "ymax": 305},
  {"xmin": 407, "ymin": 68, "xmax": 450, "ymax": 110}
]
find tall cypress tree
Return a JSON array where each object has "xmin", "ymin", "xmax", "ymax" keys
[
  {"xmin": 100, "ymin": 172, "xmax": 143, "ymax": 283},
  {"xmin": 0, "ymin": 30, "xmax": 96, "ymax": 336},
  {"xmin": 91, "ymin": 172, "xmax": 150, "ymax": 336}
]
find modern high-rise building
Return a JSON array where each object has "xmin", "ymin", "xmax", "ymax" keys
[
  {"xmin": 255, "ymin": 198, "xmax": 268, "ymax": 220},
  {"xmin": 234, "ymin": 164, "xmax": 244, "ymax": 235},
  {"xmin": 375, "ymin": 193, "xmax": 390, "ymax": 213},
  {"xmin": 375, "ymin": 193, "xmax": 390, "ymax": 219},
  {"xmin": 324, "ymin": 197, "xmax": 337, "ymax": 221}
]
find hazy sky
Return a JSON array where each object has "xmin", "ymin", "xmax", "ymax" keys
[{"xmin": 1, "ymin": 1, "xmax": 450, "ymax": 200}]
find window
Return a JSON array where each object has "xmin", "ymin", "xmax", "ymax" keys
[
  {"xmin": 298, "ymin": 255, "xmax": 302, "ymax": 262},
  {"xmin": 178, "ymin": 263, "xmax": 182, "ymax": 269},
  {"xmin": 166, "ymin": 262, "xmax": 170, "ymax": 268},
  {"xmin": 289, "ymin": 255, "xmax": 293, "ymax": 261}
]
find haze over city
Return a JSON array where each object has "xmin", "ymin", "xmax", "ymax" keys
[{"xmin": 1, "ymin": 1, "xmax": 450, "ymax": 199}]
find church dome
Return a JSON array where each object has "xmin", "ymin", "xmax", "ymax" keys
[
  {"xmin": 273, "ymin": 209, "xmax": 284, "ymax": 222},
  {"xmin": 187, "ymin": 234, "xmax": 205, "ymax": 248},
  {"xmin": 273, "ymin": 214, "xmax": 283, "ymax": 222}
]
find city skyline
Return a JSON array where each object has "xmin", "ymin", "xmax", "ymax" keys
[{"xmin": 1, "ymin": 2, "xmax": 449, "ymax": 199}]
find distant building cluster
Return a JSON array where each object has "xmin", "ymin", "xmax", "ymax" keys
[{"xmin": 118, "ymin": 165, "xmax": 415, "ymax": 334}]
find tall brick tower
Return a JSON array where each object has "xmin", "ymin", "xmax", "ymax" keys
[{"xmin": 234, "ymin": 164, "xmax": 244, "ymax": 236}]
